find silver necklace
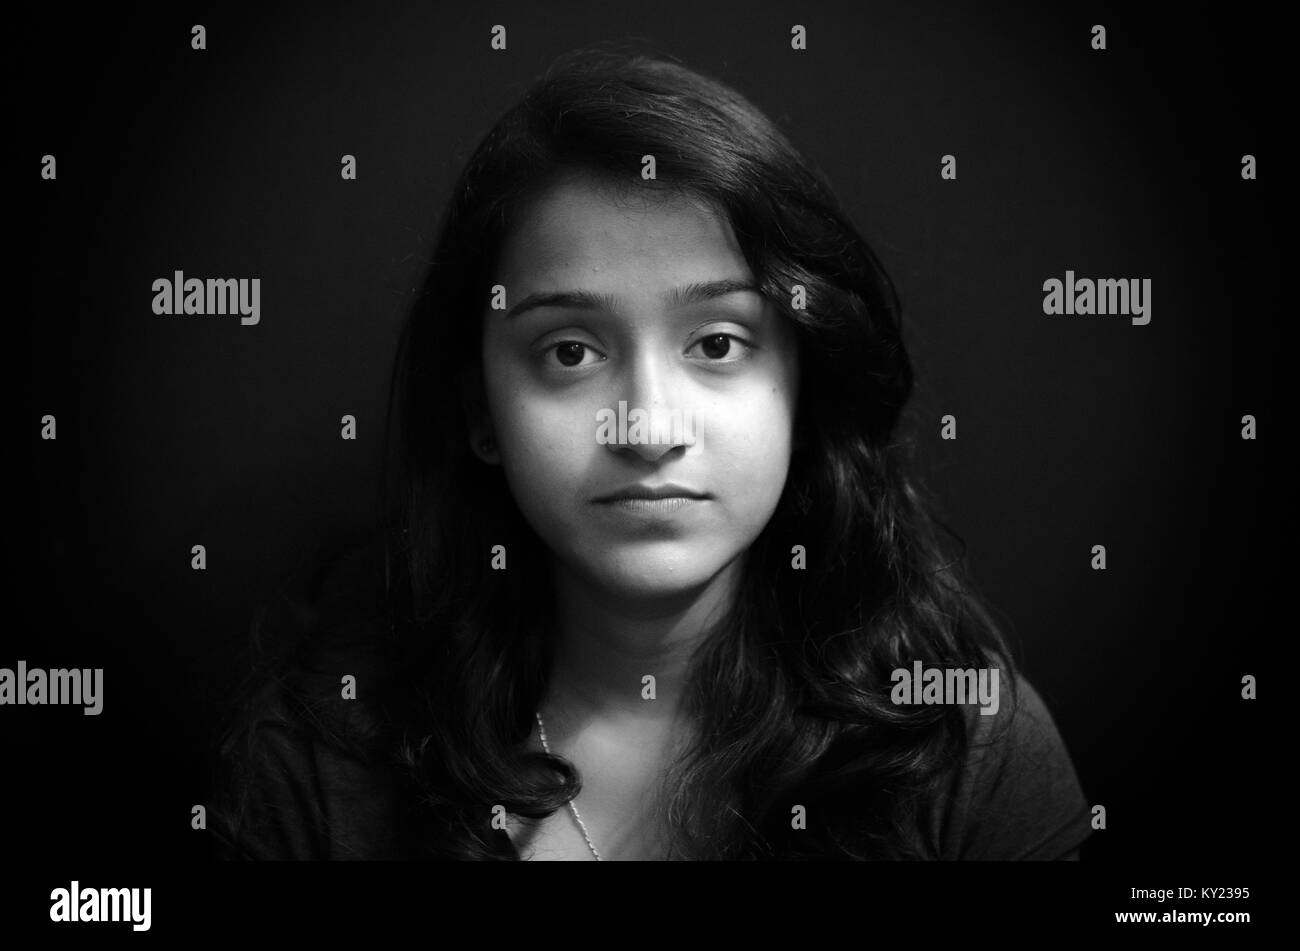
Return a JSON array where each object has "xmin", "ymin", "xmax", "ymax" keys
[{"xmin": 535, "ymin": 710, "xmax": 603, "ymax": 861}]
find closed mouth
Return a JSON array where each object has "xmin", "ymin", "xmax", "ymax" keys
[{"xmin": 593, "ymin": 484, "xmax": 710, "ymax": 503}]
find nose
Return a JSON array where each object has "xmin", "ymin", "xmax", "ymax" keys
[{"xmin": 605, "ymin": 348, "xmax": 698, "ymax": 463}]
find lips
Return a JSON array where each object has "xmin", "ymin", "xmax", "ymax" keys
[{"xmin": 593, "ymin": 483, "xmax": 710, "ymax": 503}]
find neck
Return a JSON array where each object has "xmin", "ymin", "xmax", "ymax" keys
[{"xmin": 543, "ymin": 555, "xmax": 744, "ymax": 724}]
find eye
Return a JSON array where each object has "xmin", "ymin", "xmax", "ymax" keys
[
  {"xmin": 545, "ymin": 340, "xmax": 605, "ymax": 369},
  {"xmin": 686, "ymin": 333, "xmax": 752, "ymax": 363}
]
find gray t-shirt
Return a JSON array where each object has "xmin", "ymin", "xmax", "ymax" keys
[
  {"xmin": 923, "ymin": 675, "xmax": 1093, "ymax": 859},
  {"xmin": 210, "ymin": 672, "xmax": 1092, "ymax": 861}
]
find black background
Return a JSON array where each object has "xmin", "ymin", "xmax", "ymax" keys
[{"xmin": 10, "ymin": 0, "xmax": 1273, "ymax": 902}]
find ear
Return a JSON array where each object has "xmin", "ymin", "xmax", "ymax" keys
[
  {"xmin": 469, "ymin": 428, "xmax": 500, "ymax": 465},
  {"xmin": 458, "ymin": 366, "xmax": 501, "ymax": 465}
]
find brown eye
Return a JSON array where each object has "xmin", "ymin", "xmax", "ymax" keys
[
  {"xmin": 699, "ymin": 334, "xmax": 731, "ymax": 359},
  {"xmin": 556, "ymin": 342, "xmax": 586, "ymax": 366},
  {"xmin": 544, "ymin": 340, "xmax": 604, "ymax": 369},
  {"xmin": 687, "ymin": 332, "xmax": 752, "ymax": 363}
]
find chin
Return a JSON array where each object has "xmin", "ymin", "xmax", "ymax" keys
[{"xmin": 583, "ymin": 549, "xmax": 728, "ymax": 599}]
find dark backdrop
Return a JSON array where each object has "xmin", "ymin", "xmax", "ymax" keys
[{"xmin": 12, "ymin": 0, "xmax": 1273, "ymax": 868}]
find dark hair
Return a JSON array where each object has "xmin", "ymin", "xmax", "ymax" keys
[{"xmin": 221, "ymin": 45, "xmax": 1020, "ymax": 860}]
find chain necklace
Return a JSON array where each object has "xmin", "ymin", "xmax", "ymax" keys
[{"xmin": 535, "ymin": 710, "xmax": 603, "ymax": 861}]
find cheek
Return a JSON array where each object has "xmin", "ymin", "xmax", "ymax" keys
[
  {"xmin": 708, "ymin": 390, "xmax": 796, "ymax": 493},
  {"xmin": 483, "ymin": 352, "xmax": 595, "ymax": 446},
  {"xmin": 496, "ymin": 397, "xmax": 596, "ymax": 457},
  {"xmin": 489, "ymin": 395, "xmax": 595, "ymax": 516}
]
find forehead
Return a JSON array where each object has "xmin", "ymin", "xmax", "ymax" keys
[{"xmin": 495, "ymin": 173, "xmax": 748, "ymax": 286}]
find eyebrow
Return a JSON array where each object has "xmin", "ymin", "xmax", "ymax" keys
[{"xmin": 503, "ymin": 278, "xmax": 762, "ymax": 320}]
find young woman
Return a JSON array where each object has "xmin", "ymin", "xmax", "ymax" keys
[{"xmin": 210, "ymin": 47, "xmax": 1092, "ymax": 861}]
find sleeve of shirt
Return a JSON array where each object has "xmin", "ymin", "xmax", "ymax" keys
[
  {"xmin": 209, "ymin": 540, "xmax": 407, "ymax": 861},
  {"xmin": 208, "ymin": 696, "xmax": 405, "ymax": 861},
  {"xmin": 935, "ymin": 673, "xmax": 1094, "ymax": 860},
  {"xmin": 210, "ymin": 718, "xmax": 332, "ymax": 861}
]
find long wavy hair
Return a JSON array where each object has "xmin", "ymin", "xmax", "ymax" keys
[{"xmin": 219, "ymin": 45, "xmax": 1020, "ymax": 861}]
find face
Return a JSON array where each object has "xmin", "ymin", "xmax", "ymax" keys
[{"xmin": 472, "ymin": 170, "xmax": 800, "ymax": 602}]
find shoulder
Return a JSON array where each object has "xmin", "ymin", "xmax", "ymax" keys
[
  {"xmin": 209, "ymin": 536, "xmax": 405, "ymax": 861},
  {"xmin": 931, "ymin": 663, "xmax": 1093, "ymax": 860},
  {"xmin": 210, "ymin": 681, "xmax": 407, "ymax": 860}
]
